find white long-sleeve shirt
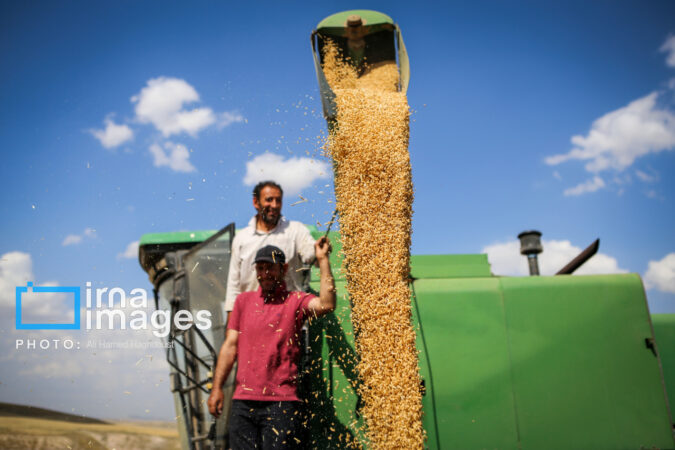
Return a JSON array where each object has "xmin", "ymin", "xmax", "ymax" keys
[{"xmin": 224, "ymin": 216, "xmax": 316, "ymax": 312}]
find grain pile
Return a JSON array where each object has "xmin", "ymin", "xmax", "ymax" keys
[{"xmin": 322, "ymin": 42, "xmax": 425, "ymax": 449}]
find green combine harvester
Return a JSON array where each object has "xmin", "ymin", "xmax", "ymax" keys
[
  {"xmin": 138, "ymin": 224, "xmax": 675, "ymax": 449},
  {"xmin": 138, "ymin": 9, "xmax": 675, "ymax": 450}
]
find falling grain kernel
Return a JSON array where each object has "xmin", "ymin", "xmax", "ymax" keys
[
  {"xmin": 291, "ymin": 195, "xmax": 308, "ymax": 206},
  {"xmin": 321, "ymin": 40, "xmax": 425, "ymax": 449}
]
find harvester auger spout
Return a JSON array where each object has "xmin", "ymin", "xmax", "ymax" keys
[{"xmin": 311, "ymin": 9, "xmax": 410, "ymax": 122}]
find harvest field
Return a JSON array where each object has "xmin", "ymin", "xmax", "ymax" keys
[{"xmin": 0, "ymin": 403, "xmax": 179, "ymax": 450}]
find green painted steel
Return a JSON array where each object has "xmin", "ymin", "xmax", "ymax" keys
[
  {"xmin": 653, "ymin": 313, "xmax": 675, "ymax": 419},
  {"xmin": 141, "ymin": 224, "xmax": 320, "ymax": 246},
  {"xmin": 410, "ymin": 254, "xmax": 492, "ymax": 279},
  {"xmin": 311, "ymin": 10, "xmax": 410, "ymax": 122},
  {"xmin": 308, "ymin": 233, "xmax": 492, "ymax": 280},
  {"xmin": 310, "ymin": 230, "xmax": 345, "ymax": 281},
  {"xmin": 412, "ymin": 277, "xmax": 519, "ymax": 449},
  {"xmin": 308, "ymin": 259, "xmax": 674, "ymax": 448},
  {"xmin": 306, "ymin": 281, "xmax": 365, "ymax": 447},
  {"xmin": 316, "ymin": 10, "xmax": 394, "ymax": 36},
  {"xmin": 141, "ymin": 225, "xmax": 675, "ymax": 448},
  {"xmin": 500, "ymin": 275, "xmax": 673, "ymax": 449},
  {"xmin": 140, "ymin": 230, "xmax": 218, "ymax": 246}
]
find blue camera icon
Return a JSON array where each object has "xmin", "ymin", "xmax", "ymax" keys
[{"xmin": 15, "ymin": 282, "xmax": 81, "ymax": 330}]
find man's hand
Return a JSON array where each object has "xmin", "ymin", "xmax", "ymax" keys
[
  {"xmin": 208, "ymin": 330, "xmax": 238, "ymax": 417},
  {"xmin": 208, "ymin": 388, "xmax": 225, "ymax": 418},
  {"xmin": 315, "ymin": 236, "xmax": 332, "ymax": 262}
]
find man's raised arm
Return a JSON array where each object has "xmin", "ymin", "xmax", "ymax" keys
[{"xmin": 307, "ymin": 236, "xmax": 336, "ymax": 318}]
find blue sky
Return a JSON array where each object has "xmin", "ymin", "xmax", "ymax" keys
[{"xmin": 1, "ymin": 1, "xmax": 674, "ymax": 420}]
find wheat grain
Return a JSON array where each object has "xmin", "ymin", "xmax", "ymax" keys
[{"xmin": 322, "ymin": 41, "xmax": 425, "ymax": 449}]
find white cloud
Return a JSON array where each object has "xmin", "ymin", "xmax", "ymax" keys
[
  {"xmin": 62, "ymin": 228, "xmax": 97, "ymax": 246},
  {"xmin": 62, "ymin": 234, "xmax": 83, "ymax": 246},
  {"xmin": 18, "ymin": 283, "xmax": 74, "ymax": 323},
  {"xmin": 563, "ymin": 176, "xmax": 605, "ymax": 196},
  {"xmin": 644, "ymin": 253, "xmax": 675, "ymax": 293},
  {"xmin": 149, "ymin": 141, "xmax": 196, "ymax": 173},
  {"xmin": 132, "ymin": 77, "xmax": 216, "ymax": 137},
  {"xmin": 218, "ymin": 111, "xmax": 245, "ymax": 128},
  {"xmin": 118, "ymin": 241, "xmax": 139, "ymax": 260},
  {"xmin": 0, "ymin": 252, "xmax": 67, "ymax": 319},
  {"xmin": 660, "ymin": 35, "xmax": 675, "ymax": 68},
  {"xmin": 635, "ymin": 169, "xmax": 658, "ymax": 183},
  {"xmin": 613, "ymin": 173, "xmax": 632, "ymax": 185},
  {"xmin": 545, "ymin": 92, "xmax": 675, "ymax": 173},
  {"xmin": 243, "ymin": 153, "xmax": 331, "ymax": 197},
  {"xmin": 482, "ymin": 239, "xmax": 628, "ymax": 277},
  {"xmin": 0, "ymin": 252, "xmax": 33, "ymax": 307},
  {"xmin": 91, "ymin": 117, "xmax": 133, "ymax": 149}
]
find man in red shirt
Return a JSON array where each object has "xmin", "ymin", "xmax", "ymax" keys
[{"xmin": 208, "ymin": 238, "xmax": 335, "ymax": 449}]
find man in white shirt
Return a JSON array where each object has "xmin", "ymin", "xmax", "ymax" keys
[{"xmin": 224, "ymin": 181, "xmax": 317, "ymax": 313}]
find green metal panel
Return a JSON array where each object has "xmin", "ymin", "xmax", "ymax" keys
[
  {"xmin": 397, "ymin": 26, "xmax": 410, "ymax": 94},
  {"xmin": 311, "ymin": 10, "xmax": 410, "ymax": 122},
  {"xmin": 309, "ymin": 271, "xmax": 675, "ymax": 448},
  {"xmin": 412, "ymin": 277, "xmax": 520, "ymax": 449},
  {"xmin": 410, "ymin": 254, "xmax": 492, "ymax": 279},
  {"xmin": 316, "ymin": 10, "xmax": 394, "ymax": 35},
  {"xmin": 653, "ymin": 313, "xmax": 675, "ymax": 421},
  {"xmin": 411, "ymin": 292, "xmax": 438, "ymax": 450},
  {"xmin": 139, "ymin": 230, "xmax": 218, "ymax": 246},
  {"xmin": 141, "ymin": 224, "xmax": 319, "ymax": 246},
  {"xmin": 306, "ymin": 280, "xmax": 365, "ymax": 448},
  {"xmin": 140, "ymin": 225, "xmax": 674, "ymax": 448},
  {"xmin": 307, "ymin": 281, "xmax": 435, "ymax": 448},
  {"xmin": 501, "ymin": 275, "xmax": 674, "ymax": 449},
  {"xmin": 310, "ymin": 230, "xmax": 345, "ymax": 281},
  {"xmin": 308, "ymin": 237, "xmax": 492, "ymax": 281}
]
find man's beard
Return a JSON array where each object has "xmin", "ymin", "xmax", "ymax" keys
[
  {"xmin": 260, "ymin": 278, "xmax": 284, "ymax": 299},
  {"xmin": 260, "ymin": 207, "xmax": 280, "ymax": 226}
]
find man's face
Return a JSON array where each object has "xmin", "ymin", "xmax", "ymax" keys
[
  {"xmin": 253, "ymin": 186, "xmax": 282, "ymax": 226},
  {"xmin": 255, "ymin": 262, "xmax": 286, "ymax": 293}
]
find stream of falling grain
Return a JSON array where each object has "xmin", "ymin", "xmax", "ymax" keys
[{"xmin": 323, "ymin": 42, "xmax": 425, "ymax": 449}]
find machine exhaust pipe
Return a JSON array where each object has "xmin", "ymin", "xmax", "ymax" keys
[
  {"xmin": 556, "ymin": 239, "xmax": 600, "ymax": 275},
  {"xmin": 518, "ymin": 230, "xmax": 543, "ymax": 276}
]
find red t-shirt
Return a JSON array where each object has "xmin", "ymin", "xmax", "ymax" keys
[{"xmin": 227, "ymin": 285, "xmax": 315, "ymax": 401}]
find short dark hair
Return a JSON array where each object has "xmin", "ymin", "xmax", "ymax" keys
[{"xmin": 253, "ymin": 181, "xmax": 283, "ymax": 201}]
